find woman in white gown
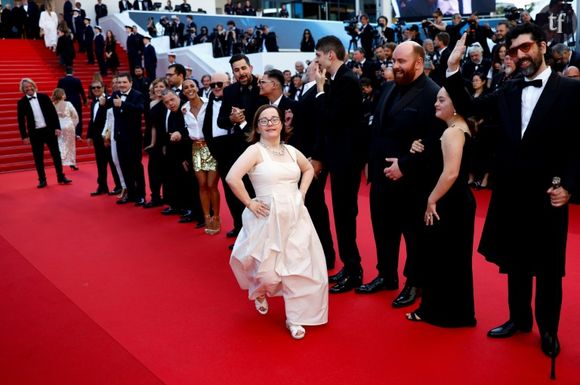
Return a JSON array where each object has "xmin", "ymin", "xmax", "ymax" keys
[
  {"xmin": 51, "ymin": 88, "xmax": 79, "ymax": 168},
  {"xmin": 38, "ymin": 2, "xmax": 58, "ymax": 50},
  {"xmin": 226, "ymin": 105, "xmax": 328, "ymax": 340}
]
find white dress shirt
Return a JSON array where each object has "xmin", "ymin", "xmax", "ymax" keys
[
  {"xmin": 28, "ymin": 93, "xmax": 47, "ymax": 129},
  {"xmin": 521, "ymin": 67, "xmax": 551, "ymax": 137}
]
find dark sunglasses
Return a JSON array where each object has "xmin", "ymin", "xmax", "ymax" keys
[
  {"xmin": 210, "ymin": 82, "xmax": 224, "ymax": 88},
  {"xmin": 507, "ymin": 41, "xmax": 536, "ymax": 58},
  {"xmin": 91, "ymin": 86, "xmax": 102, "ymax": 89}
]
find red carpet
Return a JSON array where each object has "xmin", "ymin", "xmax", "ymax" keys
[{"xmin": 0, "ymin": 165, "xmax": 579, "ymax": 385}]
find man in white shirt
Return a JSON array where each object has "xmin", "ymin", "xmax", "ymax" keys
[{"xmin": 17, "ymin": 78, "xmax": 71, "ymax": 188}]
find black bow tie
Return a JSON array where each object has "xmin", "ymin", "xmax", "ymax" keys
[
  {"xmin": 28, "ymin": 96, "xmax": 36, "ymax": 100},
  {"xmin": 213, "ymin": 97, "xmax": 222, "ymax": 102},
  {"xmin": 520, "ymin": 79, "xmax": 543, "ymax": 88},
  {"xmin": 120, "ymin": 93, "xmax": 128, "ymax": 96}
]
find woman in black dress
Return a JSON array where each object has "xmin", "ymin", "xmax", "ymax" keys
[
  {"xmin": 406, "ymin": 87, "xmax": 477, "ymax": 328},
  {"xmin": 105, "ymin": 30, "xmax": 120, "ymax": 74},
  {"xmin": 300, "ymin": 29, "xmax": 315, "ymax": 52}
]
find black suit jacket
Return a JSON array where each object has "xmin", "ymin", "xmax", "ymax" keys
[
  {"xmin": 368, "ymin": 74, "xmax": 444, "ymax": 188},
  {"xmin": 263, "ymin": 32, "xmax": 279, "ymax": 52},
  {"xmin": 133, "ymin": 0, "xmax": 153, "ymax": 10},
  {"xmin": 315, "ymin": 64, "xmax": 364, "ymax": 171},
  {"xmin": 57, "ymin": 75, "xmax": 86, "ymax": 110},
  {"xmin": 87, "ymin": 98, "xmax": 108, "ymax": 139},
  {"xmin": 119, "ymin": 0, "xmax": 132, "ymax": 12},
  {"xmin": 446, "ymin": 70, "xmax": 580, "ymax": 276},
  {"xmin": 430, "ymin": 46, "xmax": 451, "ymax": 86},
  {"xmin": 95, "ymin": 34, "xmax": 105, "ymax": 57},
  {"xmin": 106, "ymin": 88, "xmax": 144, "ymax": 143},
  {"xmin": 17, "ymin": 93, "xmax": 61, "ymax": 139},
  {"xmin": 95, "ymin": 3, "xmax": 108, "ymax": 23},
  {"xmin": 84, "ymin": 25, "xmax": 94, "ymax": 45},
  {"xmin": 144, "ymin": 44, "xmax": 157, "ymax": 71},
  {"xmin": 288, "ymin": 85, "xmax": 323, "ymax": 161}
]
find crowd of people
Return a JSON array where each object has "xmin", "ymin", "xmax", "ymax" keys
[{"xmin": 13, "ymin": 4, "xmax": 580, "ymax": 378}]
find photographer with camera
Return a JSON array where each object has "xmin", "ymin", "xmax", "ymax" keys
[
  {"xmin": 376, "ymin": 16, "xmax": 395, "ymax": 45},
  {"xmin": 422, "ymin": 9, "xmax": 446, "ymax": 40},
  {"xmin": 464, "ymin": 13, "xmax": 494, "ymax": 58},
  {"xmin": 225, "ymin": 20, "xmax": 243, "ymax": 56},
  {"xmin": 258, "ymin": 24, "xmax": 278, "ymax": 52},
  {"xmin": 210, "ymin": 24, "xmax": 227, "ymax": 57}
]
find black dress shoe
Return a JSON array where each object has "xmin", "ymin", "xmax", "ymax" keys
[
  {"xmin": 355, "ymin": 276, "xmax": 398, "ymax": 294},
  {"xmin": 330, "ymin": 273, "xmax": 363, "ymax": 294},
  {"xmin": 392, "ymin": 285, "xmax": 421, "ymax": 308},
  {"xmin": 90, "ymin": 188, "xmax": 109, "ymax": 196},
  {"xmin": 134, "ymin": 198, "xmax": 146, "ymax": 206},
  {"xmin": 487, "ymin": 320, "xmax": 532, "ymax": 338},
  {"xmin": 195, "ymin": 221, "xmax": 206, "ymax": 229},
  {"xmin": 37, "ymin": 180, "xmax": 47, "ymax": 189},
  {"xmin": 178, "ymin": 216, "xmax": 194, "ymax": 223},
  {"xmin": 143, "ymin": 200, "xmax": 163, "ymax": 208},
  {"xmin": 226, "ymin": 228, "xmax": 240, "ymax": 238},
  {"xmin": 541, "ymin": 332, "xmax": 560, "ymax": 357},
  {"xmin": 58, "ymin": 177, "xmax": 72, "ymax": 184},
  {"xmin": 109, "ymin": 188, "xmax": 123, "ymax": 195},
  {"xmin": 116, "ymin": 196, "xmax": 131, "ymax": 204},
  {"xmin": 70, "ymin": 165, "xmax": 79, "ymax": 171},
  {"xmin": 161, "ymin": 207, "xmax": 180, "ymax": 215},
  {"xmin": 328, "ymin": 268, "xmax": 347, "ymax": 283}
]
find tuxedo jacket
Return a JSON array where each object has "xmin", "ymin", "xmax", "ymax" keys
[
  {"xmin": 315, "ymin": 64, "xmax": 364, "ymax": 172},
  {"xmin": 106, "ymin": 88, "xmax": 144, "ymax": 143},
  {"xmin": 430, "ymin": 46, "xmax": 450, "ymax": 86},
  {"xmin": 17, "ymin": 93, "xmax": 60, "ymax": 139},
  {"xmin": 126, "ymin": 33, "xmax": 144, "ymax": 59},
  {"xmin": 87, "ymin": 98, "xmax": 108, "ymax": 139},
  {"xmin": 95, "ymin": 3, "xmax": 108, "ymax": 21},
  {"xmin": 94, "ymin": 34, "xmax": 105, "ymax": 56},
  {"xmin": 143, "ymin": 44, "xmax": 157, "ymax": 70},
  {"xmin": 57, "ymin": 75, "xmax": 86, "ymax": 110},
  {"xmin": 288, "ymin": 85, "xmax": 323, "ymax": 161},
  {"xmin": 118, "ymin": 0, "xmax": 132, "ymax": 12},
  {"xmin": 84, "ymin": 25, "xmax": 94, "ymax": 44},
  {"xmin": 446, "ymin": 70, "xmax": 580, "ymax": 276},
  {"xmin": 368, "ymin": 74, "xmax": 444, "ymax": 189}
]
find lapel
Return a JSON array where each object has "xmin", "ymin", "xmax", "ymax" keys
[
  {"xmin": 377, "ymin": 81, "xmax": 395, "ymax": 129},
  {"xmin": 522, "ymin": 73, "xmax": 559, "ymax": 142},
  {"xmin": 502, "ymin": 80, "xmax": 523, "ymax": 143}
]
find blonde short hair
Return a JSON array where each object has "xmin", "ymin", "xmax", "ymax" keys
[{"xmin": 19, "ymin": 78, "xmax": 37, "ymax": 93}]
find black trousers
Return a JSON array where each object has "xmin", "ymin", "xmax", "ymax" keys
[
  {"xmin": 96, "ymin": 52, "xmax": 107, "ymax": 75},
  {"xmin": 508, "ymin": 271, "xmax": 562, "ymax": 335},
  {"xmin": 329, "ymin": 166, "xmax": 362, "ymax": 275},
  {"xmin": 369, "ymin": 182, "xmax": 424, "ymax": 286},
  {"xmin": 92, "ymin": 135, "xmax": 121, "ymax": 191},
  {"xmin": 29, "ymin": 128, "xmax": 65, "ymax": 182},
  {"xmin": 147, "ymin": 147, "xmax": 165, "ymax": 201},
  {"xmin": 304, "ymin": 170, "xmax": 336, "ymax": 268},
  {"xmin": 116, "ymin": 138, "xmax": 146, "ymax": 200},
  {"xmin": 164, "ymin": 150, "xmax": 195, "ymax": 211}
]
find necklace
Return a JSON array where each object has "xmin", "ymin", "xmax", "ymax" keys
[{"xmin": 259, "ymin": 141, "xmax": 285, "ymax": 157}]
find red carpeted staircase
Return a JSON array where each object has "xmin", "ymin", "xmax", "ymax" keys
[{"xmin": 0, "ymin": 38, "xmax": 129, "ymax": 173}]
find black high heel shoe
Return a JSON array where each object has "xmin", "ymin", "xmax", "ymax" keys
[{"xmin": 70, "ymin": 165, "xmax": 79, "ymax": 171}]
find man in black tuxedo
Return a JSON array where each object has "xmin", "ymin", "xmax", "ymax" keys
[
  {"xmin": 94, "ymin": 26, "xmax": 107, "ymax": 76},
  {"xmin": 106, "ymin": 72, "xmax": 146, "ymax": 205},
  {"xmin": 94, "ymin": 0, "xmax": 108, "ymax": 25},
  {"xmin": 133, "ymin": 0, "xmax": 153, "ymax": 10},
  {"xmin": 143, "ymin": 35, "xmax": 157, "ymax": 82},
  {"xmin": 21, "ymin": 0, "xmax": 39, "ymax": 39},
  {"xmin": 259, "ymin": 25, "xmax": 278, "ymax": 52},
  {"xmin": 362, "ymin": 41, "xmax": 445, "ymax": 305},
  {"xmin": 57, "ymin": 67, "xmax": 86, "ymax": 137},
  {"xmin": 461, "ymin": 43, "xmax": 491, "ymax": 85},
  {"xmin": 87, "ymin": 80, "xmax": 121, "ymax": 195},
  {"xmin": 72, "ymin": 9, "xmax": 85, "ymax": 52},
  {"xmin": 350, "ymin": 48, "xmax": 376, "ymax": 83},
  {"xmin": 314, "ymin": 36, "xmax": 365, "ymax": 293},
  {"xmin": 126, "ymin": 25, "xmax": 144, "ymax": 74},
  {"xmin": 446, "ymin": 24, "xmax": 580, "ymax": 361},
  {"xmin": 288, "ymin": 61, "xmax": 337, "ymax": 269},
  {"xmin": 356, "ymin": 14, "xmax": 374, "ymax": 60},
  {"xmin": 430, "ymin": 31, "xmax": 451, "ymax": 86},
  {"xmin": 83, "ymin": 18, "xmax": 94, "ymax": 64},
  {"xmin": 17, "ymin": 78, "xmax": 71, "ymax": 188},
  {"xmin": 119, "ymin": 0, "xmax": 132, "ymax": 12},
  {"xmin": 217, "ymin": 54, "xmax": 268, "ymax": 239}
]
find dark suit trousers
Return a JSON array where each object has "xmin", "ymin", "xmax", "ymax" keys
[
  {"xmin": 147, "ymin": 147, "xmax": 164, "ymax": 201},
  {"xmin": 164, "ymin": 149, "xmax": 195, "ymax": 211},
  {"xmin": 508, "ymin": 271, "xmax": 562, "ymax": 335},
  {"xmin": 92, "ymin": 135, "xmax": 121, "ymax": 190},
  {"xmin": 86, "ymin": 42, "xmax": 94, "ymax": 64},
  {"xmin": 329, "ymin": 166, "xmax": 362, "ymax": 274},
  {"xmin": 369, "ymin": 182, "xmax": 424, "ymax": 285},
  {"xmin": 29, "ymin": 128, "xmax": 65, "ymax": 182},
  {"xmin": 116, "ymin": 138, "xmax": 146, "ymax": 200},
  {"xmin": 97, "ymin": 55, "xmax": 107, "ymax": 75},
  {"xmin": 305, "ymin": 170, "xmax": 336, "ymax": 267},
  {"xmin": 145, "ymin": 66, "xmax": 156, "ymax": 83}
]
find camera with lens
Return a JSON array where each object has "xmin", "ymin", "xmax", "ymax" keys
[
  {"xmin": 421, "ymin": 19, "xmax": 433, "ymax": 28},
  {"xmin": 504, "ymin": 6, "xmax": 523, "ymax": 21},
  {"xmin": 344, "ymin": 18, "xmax": 359, "ymax": 38}
]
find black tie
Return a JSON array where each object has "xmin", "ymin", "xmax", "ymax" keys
[
  {"xmin": 120, "ymin": 93, "xmax": 128, "ymax": 96},
  {"xmin": 28, "ymin": 96, "xmax": 36, "ymax": 100},
  {"xmin": 520, "ymin": 79, "xmax": 543, "ymax": 88}
]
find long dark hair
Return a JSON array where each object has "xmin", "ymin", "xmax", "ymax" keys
[{"xmin": 247, "ymin": 105, "xmax": 292, "ymax": 143}]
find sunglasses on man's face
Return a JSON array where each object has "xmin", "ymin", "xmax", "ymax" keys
[
  {"xmin": 91, "ymin": 86, "xmax": 102, "ymax": 89},
  {"xmin": 507, "ymin": 41, "xmax": 536, "ymax": 58},
  {"xmin": 210, "ymin": 82, "xmax": 224, "ymax": 88}
]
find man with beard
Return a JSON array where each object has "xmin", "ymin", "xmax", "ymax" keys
[
  {"xmin": 217, "ymin": 54, "xmax": 268, "ymax": 241},
  {"xmin": 445, "ymin": 24, "xmax": 580, "ymax": 366},
  {"xmin": 361, "ymin": 41, "xmax": 445, "ymax": 305},
  {"xmin": 314, "ymin": 36, "xmax": 365, "ymax": 293}
]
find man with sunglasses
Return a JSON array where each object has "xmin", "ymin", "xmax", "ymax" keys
[
  {"xmin": 87, "ymin": 80, "xmax": 122, "ymax": 196},
  {"xmin": 446, "ymin": 23, "xmax": 580, "ymax": 363}
]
